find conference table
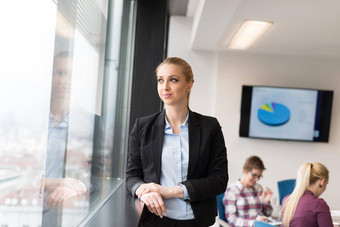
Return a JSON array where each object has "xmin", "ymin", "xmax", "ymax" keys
[
  {"xmin": 265, "ymin": 209, "xmax": 340, "ymax": 226},
  {"xmin": 217, "ymin": 210, "xmax": 340, "ymax": 227}
]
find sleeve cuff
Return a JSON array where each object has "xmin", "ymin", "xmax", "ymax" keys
[
  {"xmin": 178, "ymin": 183, "xmax": 190, "ymax": 200},
  {"xmin": 131, "ymin": 182, "xmax": 143, "ymax": 197},
  {"xmin": 80, "ymin": 181, "xmax": 87, "ymax": 193}
]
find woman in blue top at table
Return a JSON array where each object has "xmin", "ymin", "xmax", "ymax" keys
[
  {"xmin": 126, "ymin": 57, "xmax": 228, "ymax": 227},
  {"xmin": 281, "ymin": 162, "xmax": 333, "ymax": 227}
]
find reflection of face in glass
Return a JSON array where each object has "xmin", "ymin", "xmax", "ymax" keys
[{"xmin": 51, "ymin": 55, "xmax": 72, "ymax": 101}]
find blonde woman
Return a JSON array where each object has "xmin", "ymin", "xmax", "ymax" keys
[
  {"xmin": 126, "ymin": 57, "xmax": 228, "ymax": 227},
  {"xmin": 281, "ymin": 162, "xmax": 333, "ymax": 227}
]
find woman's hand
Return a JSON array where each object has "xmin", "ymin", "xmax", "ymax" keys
[
  {"xmin": 255, "ymin": 215, "xmax": 268, "ymax": 222},
  {"xmin": 136, "ymin": 183, "xmax": 160, "ymax": 198},
  {"xmin": 44, "ymin": 177, "xmax": 86, "ymax": 194},
  {"xmin": 262, "ymin": 187, "xmax": 273, "ymax": 204},
  {"xmin": 140, "ymin": 192, "xmax": 166, "ymax": 218},
  {"xmin": 42, "ymin": 177, "xmax": 86, "ymax": 208},
  {"xmin": 136, "ymin": 183, "xmax": 184, "ymax": 199},
  {"xmin": 47, "ymin": 186, "xmax": 80, "ymax": 208}
]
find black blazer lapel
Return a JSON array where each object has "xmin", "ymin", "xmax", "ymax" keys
[
  {"xmin": 188, "ymin": 110, "xmax": 200, "ymax": 179},
  {"xmin": 151, "ymin": 110, "xmax": 165, "ymax": 183}
]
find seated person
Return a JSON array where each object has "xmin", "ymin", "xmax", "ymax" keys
[
  {"xmin": 223, "ymin": 155, "xmax": 273, "ymax": 226},
  {"xmin": 281, "ymin": 162, "xmax": 333, "ymax": 227}
]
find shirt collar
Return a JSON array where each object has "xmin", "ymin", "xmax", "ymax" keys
[
  {"xmin": 305, "ymin": 190, "xmax": 315, "ymax": 197},
  {"xmin": 164, "ymin": 112, "xmax": 189, "ymax": 134},
  {"xmin": 49, "ymin": 112, "xmax": 69, "ymax": 128},
  {"xmin": 236, "ymin": 180, "xmax": 246, "ymax": 192},
  {"xmin": 236, "ymin": 179, "xmax": 256, "ymax": 192}
]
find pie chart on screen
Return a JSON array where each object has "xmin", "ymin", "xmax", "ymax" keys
[{"xmin": 258, "ymin": 102, "xmax": 290, "ymax": 126}]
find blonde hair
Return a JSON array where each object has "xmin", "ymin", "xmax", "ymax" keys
[
  {"xmin": 282, "ymin": 162, "xmax": 329, "ymax": 226},
  {"xmin": 156, "ymin": 57, "xmax": 194, "ymax": 106}
]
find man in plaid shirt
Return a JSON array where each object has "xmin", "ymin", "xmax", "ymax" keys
[{"xmin": 223, "ymin": 156, "xmax": 273, "ymax": 226}]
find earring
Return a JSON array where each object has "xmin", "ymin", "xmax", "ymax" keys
[{"xmin": 319, "ymin": 184, "xmax": 322, "ymax": 188}]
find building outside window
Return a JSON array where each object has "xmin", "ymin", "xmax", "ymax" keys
[{"xmin": 0, "ymin": 0, "xmax": 136, "ymax": 226}]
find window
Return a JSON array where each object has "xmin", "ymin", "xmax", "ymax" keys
[{"xmin": 0, "ymin": 0, "xmax": 135, "ymax": 226}]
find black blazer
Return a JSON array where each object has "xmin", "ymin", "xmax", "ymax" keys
[{"xmin": 126, "ymin": 109, "xmax": 228, "ymax": 227}]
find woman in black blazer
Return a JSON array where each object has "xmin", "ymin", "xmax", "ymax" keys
[{"xmin": 126, "ymin": 57, "xmax": 228, "ymax": 227}]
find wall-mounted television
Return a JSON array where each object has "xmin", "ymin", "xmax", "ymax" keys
[{"xmin": 239, "ymin": 85, "xmax": 333, "ymax": 142}]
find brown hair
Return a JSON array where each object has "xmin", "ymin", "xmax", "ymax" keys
[
  {"xmin": 243, "ymin": 155, "xmax": 266, "ymax": 172},
  {"xmin": 156, "ymin": 57, "xmax": 194, "ymax": 106}
]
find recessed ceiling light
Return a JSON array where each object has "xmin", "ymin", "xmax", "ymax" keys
[{"xmin": 227, "ymin": 20, "xmax": 273, "ymax": 50}]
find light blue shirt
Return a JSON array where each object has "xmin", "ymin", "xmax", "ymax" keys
[
  {"xmin": 45, "ymin": 114, "xmax": 69, "ymax": 179},
  {"xmin": 160, "ymin": 114, "xmax": 194, "ymax": 220}
]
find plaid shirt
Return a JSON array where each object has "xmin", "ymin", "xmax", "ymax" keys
[{"xmin": 223, "ymin": 180, "xmax": 273, "ymax": 227}]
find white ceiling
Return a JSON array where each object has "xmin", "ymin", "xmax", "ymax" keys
[{"xmin": 187, "ymin": 0, "xmax": 340, "ymax": 57}]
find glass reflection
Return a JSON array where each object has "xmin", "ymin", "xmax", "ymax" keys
[
  {"xmin": 0, "ymin": 0, "xmax": 133, "ymax": 225},
  {"xmin": 41, "ymin": 51, "xmax": 92, "ymax": 227}
]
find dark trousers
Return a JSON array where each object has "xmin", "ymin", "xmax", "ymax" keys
[{"xmin": 138, "ymin": 211, "xmax": 198, "ymax": 227}]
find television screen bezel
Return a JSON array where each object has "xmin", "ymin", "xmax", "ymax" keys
[{"xmin": 239, "ymin": 85, "xmax": 333, "ymax": 142}]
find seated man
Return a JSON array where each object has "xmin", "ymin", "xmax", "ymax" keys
[{"xmin": 223, "ymin": 155, "xmax": 273, "ymax": 227}]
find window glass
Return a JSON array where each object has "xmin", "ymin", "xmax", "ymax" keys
[{"xmin": 0, "ymin": 0, "xmax": 135, "ymax": 226}]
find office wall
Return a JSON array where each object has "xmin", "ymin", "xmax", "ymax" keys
[
  {"xmin": 168, "ymin": 16, "xmax": 340, "ymax": 210},
  {"xmin": 167, "ymin": 16, "xmax": 217, "ymax": 117}
]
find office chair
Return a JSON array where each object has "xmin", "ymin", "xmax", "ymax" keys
[
  {"xmin": 254, "ymin": 220, "xmax": 274, "ymax": 227},
  {"xmin": 216, "ymin": 192, "xmax": 230, "ymax": 227},
  {"xmin": 278, "ymin": 179, "xmax": 296, "ymax": 205}
]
